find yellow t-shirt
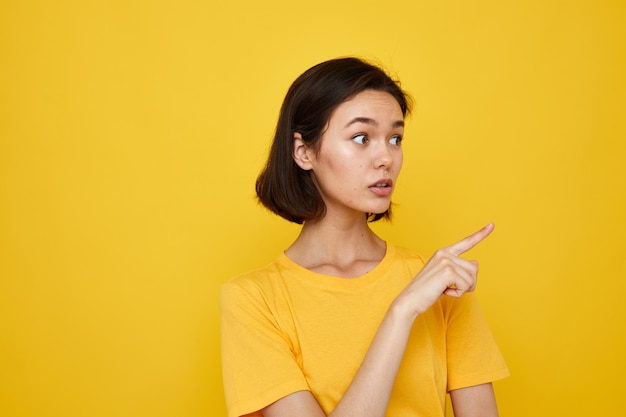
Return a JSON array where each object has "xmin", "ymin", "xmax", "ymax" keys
[{"xmin": 220, "ymin": 243, "xmax": 509, "ymax": 417}]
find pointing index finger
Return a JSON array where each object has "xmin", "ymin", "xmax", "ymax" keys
[{"xmin": 446, "ymin": 223, "xmax": 495, "ymax": 256}]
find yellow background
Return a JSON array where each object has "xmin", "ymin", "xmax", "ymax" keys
[{"xmin": 1, "ymin": 1, "xmax": 625, "ymax": 416}]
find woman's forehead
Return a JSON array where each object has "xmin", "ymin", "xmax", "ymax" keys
[{"xmin": 328, "ymin": 90, "xmax": 404, "ymax": 128}]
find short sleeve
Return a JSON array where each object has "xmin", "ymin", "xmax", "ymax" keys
[
  {"xmin": 443, "ymin": 293, "xmax": 510, "ymax": 391},
  {"xmin": 220, "ymin": 280, "xmax": 309, "ymax": 417}
]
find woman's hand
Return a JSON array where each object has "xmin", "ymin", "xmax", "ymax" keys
[{"xmin": 394, "ymin": 223, "xmax": 495, "ymax": 319}]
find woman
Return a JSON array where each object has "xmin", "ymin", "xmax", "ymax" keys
[{"xmin": 220, "ymin": 57, "xmax": 509, "ymax": 417}]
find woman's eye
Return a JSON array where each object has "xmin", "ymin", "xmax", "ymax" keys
[
  {"xmin": 352, "ymin": 134, "xmax": 368, "ymax": 144},
  {"xmin": 389, "ymin": 135, "xmax": 403, "ymax": 146}
]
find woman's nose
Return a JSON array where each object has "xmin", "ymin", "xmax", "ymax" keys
[{"xmin": 374, "ymin": 141, "xmax": 393, "ymax": 169}]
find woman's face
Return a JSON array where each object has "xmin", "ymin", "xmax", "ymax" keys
[{"xmin": 296, "ymin": 89, "xmax": 405, "ymax": 220}]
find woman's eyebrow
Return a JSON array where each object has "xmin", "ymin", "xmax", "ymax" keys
[{"xmin": 344, "ymin": 117, "xmax": 404, "ymax": 128}]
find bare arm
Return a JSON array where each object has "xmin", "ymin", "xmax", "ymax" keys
[
  {"xmin": 450, "ymin": 383, "xmax": 499, "ymax": 417},
  {"xmin": 264, "ymin": 302, "xmax": 414, "ymax": 417},
  {"xmin": 263, "ymin": 224, "xmax": 496, "ymax": 417}
]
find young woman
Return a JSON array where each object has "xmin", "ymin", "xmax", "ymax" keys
[{"xmin": 220, "ymin": 57, "xmax": 509, "ymax": 417}]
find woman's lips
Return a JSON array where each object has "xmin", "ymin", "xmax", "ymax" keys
[{"xmin": 368, "ymin": 179, "xmax": 393, "ymax": 196}]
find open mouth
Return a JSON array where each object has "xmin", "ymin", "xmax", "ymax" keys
[{"xmin": 370, "ymin": 179, "xmax": 392, "ymax": 188}]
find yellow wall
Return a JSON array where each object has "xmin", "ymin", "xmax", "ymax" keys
[{"xmin": 1, "ymin": 1, "xmax": 624, "ymax": 416}]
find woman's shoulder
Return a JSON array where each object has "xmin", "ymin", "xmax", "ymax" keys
[
  {"xmin": 223, "ymin": 257, "xmax": 283, "ymax": 291},
  {"xmin": 219, "ymin": 259, "xmax": 287, "ymax": 317},
  {"xmin": 390, "ymin": 243, "xmax": 425, "ymax": 261},
  {"xmin": 387, "ymin": 242, "xmax": 427, "ymax": 268}
]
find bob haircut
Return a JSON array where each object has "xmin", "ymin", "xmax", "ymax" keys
[{"xmin": 256, "ymin": 57, "xmax": 412, "ymax": 224}]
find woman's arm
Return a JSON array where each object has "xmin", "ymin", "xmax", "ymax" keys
[
  {"xmin": 264, "ymin": 301, "xmax": 414, "ymax": 417},
  {"xmin": 450, "ymin": 383, "xmax": 499, "ymax": 417},
  {"xmin": 262, "ymin": 224, "xmax": 496, "ymax": 417}
]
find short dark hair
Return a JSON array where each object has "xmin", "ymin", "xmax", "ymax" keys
[{"xmin": 256, "ymin": 57, "xmax": 412, "ymax": 224}]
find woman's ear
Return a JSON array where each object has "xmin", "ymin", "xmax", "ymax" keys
[{"xmin": 293, "ymin": 132, "xmax": 314, "ymax": 171}]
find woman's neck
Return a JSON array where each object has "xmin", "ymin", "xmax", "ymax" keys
[{"xmin": 285, "ymin": 214, "xmax": 387, "ymax": 278}]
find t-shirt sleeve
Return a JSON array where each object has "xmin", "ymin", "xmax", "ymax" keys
[
  {"xmin": 220, "ymin": 279, "xmax": 310, "ymax": 417},
  {"xmin": 443, "ymin": 292, "xmax": 510, "ymax": 391}
]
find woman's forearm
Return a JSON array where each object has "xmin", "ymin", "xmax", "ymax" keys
[
  {"xmin": 329, "ymin": 301, "xmax": 415, "ymax": 417},
  {"xmin": 263, "ymin": 300, "xmax": 416, "ymax": 417}
]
